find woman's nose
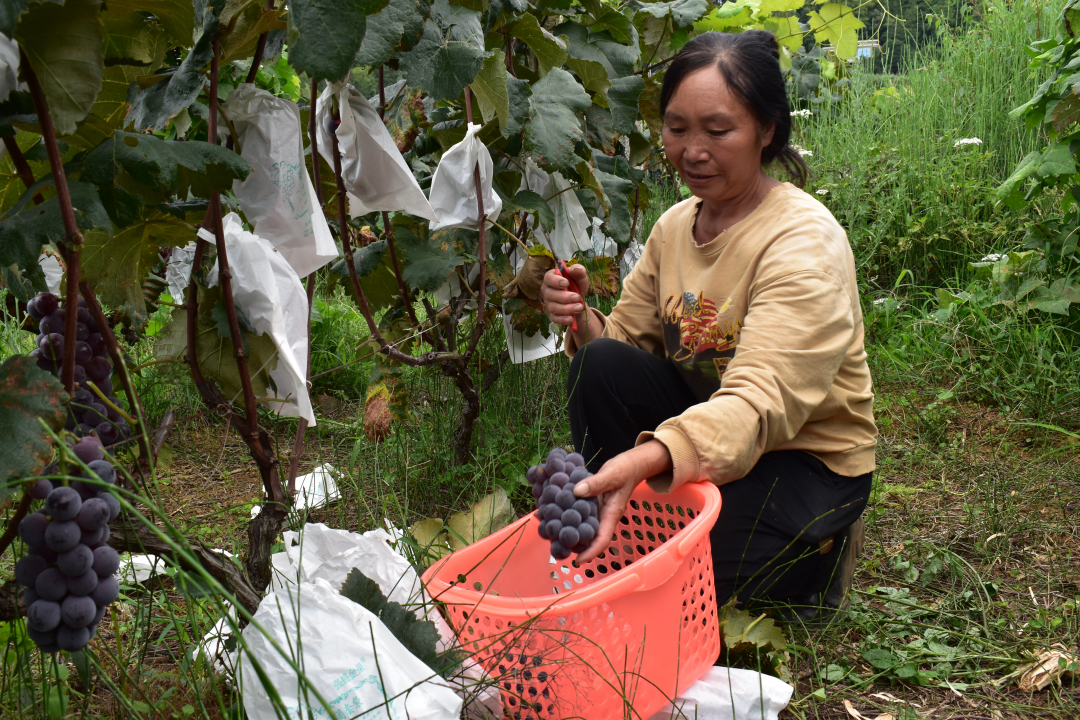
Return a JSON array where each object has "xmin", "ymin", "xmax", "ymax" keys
[{"xmin": 683, "ymin": 133, "xmax": 711, "ymax": 163}]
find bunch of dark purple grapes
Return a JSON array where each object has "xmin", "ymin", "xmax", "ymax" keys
[
  {"xmin": 26, "ymin": 292, "xmax": 130, "ymax": 445},
  {"xmin": 14, "ymin": 437, "xmax": 122, "ymax": 652},
  {"xmin": 529, "ymin": 448, "xmax": 600, "ymax": 560}
]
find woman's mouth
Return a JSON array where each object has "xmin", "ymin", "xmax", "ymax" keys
[{"xmin": 683, "ymin": 170, "xmax": 716, "ymax": 184}]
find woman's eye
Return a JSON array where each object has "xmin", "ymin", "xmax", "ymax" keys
[{"xmin": 709, "ymin": 130, "xmax": 728, "ymax": 137}]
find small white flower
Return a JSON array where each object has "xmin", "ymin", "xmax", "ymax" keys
[
  {"xmin": 790, "ymin": 109, "xmax": 813, "ymax": 118},
  {"xmin": 872, "ymin": 297, "xmax": 889, "ymax": 306},
  {"xmin": 816, "ymin": 188, "xmax": 829, "ymax": 195},
  {"xmin": 980, "ymin": 253, "xmax": 1002, "ymax": 262},
  {"xmin": 954, "ymin": 137, "xmax": 983, "ymax": 147},
  {"xmin": 798, "ymin": 149, "xmax": 813, "ymax": 157}
]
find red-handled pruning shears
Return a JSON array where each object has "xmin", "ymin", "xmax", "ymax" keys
[{"xmin": 555, "ymin": 257, "xmax": 583, "ymax": 331}]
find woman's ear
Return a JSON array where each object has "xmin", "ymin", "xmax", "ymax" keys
[{"xmin": 759, "ymin": 120, "xmax": 776, "ymax": 149}]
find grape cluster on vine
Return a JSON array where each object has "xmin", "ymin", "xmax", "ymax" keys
[
  {"xmin": 26, "ymin": 292, "xmax": 130, "ymax": 446},
  {"xmin": 16, "ymin": 438, "xmax": 123, "ymax": 652},
  {"xmin": 529, "ymin": 449, "xmax": 600, "ymax": 560}
]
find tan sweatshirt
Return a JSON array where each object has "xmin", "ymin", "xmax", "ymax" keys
[{"xmin": 566, "ymin": 183, "xmax": 877, "ymax": 492}]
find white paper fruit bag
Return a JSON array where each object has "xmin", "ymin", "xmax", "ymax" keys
[
  {"xmin": 202, "ymin": 214, "xmax": 315, "ymax": 425},
  {"xmin": 224, "ymin": 84, "xmax": 338, "ymax": 278},
  {"xmin": 315, "ymin": 81, "xmax": 438, "ymax": 222},
  {"xmin": 428, "ymin": 123, "xmax": 502, "ymax": 231},
  {"xmin": 240, "ymin": 579, "xmax": 462, "ymax": 720}
]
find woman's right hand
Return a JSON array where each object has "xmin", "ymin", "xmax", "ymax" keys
[{"xmin": 541, "ymin": 265, "xmax": 590, "ymax": 327}]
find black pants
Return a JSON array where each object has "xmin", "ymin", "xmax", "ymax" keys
[{"xmin": 567, "ymin": 339, "xmax": 873, "ymax": 604}]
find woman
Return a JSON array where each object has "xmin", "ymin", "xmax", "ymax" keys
[{"xmin": 541, "ymin": 30, "xmax": 877, "ymax": 617}]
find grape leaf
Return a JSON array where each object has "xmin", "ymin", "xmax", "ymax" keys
[
  {"xmin": 15, "ymin": 0, "xmax": 105, "ymax": 136},
  {"xmin": 632, "ymin": 0, "xmax": 709, "ymax": 27},
  {"xmin": 220, "ymin": 5, "xmax": 286, "ymax": 64},
  {"xmin": 153, "ymin": 288, "xmax": 277, "ymax": 401},
  {"xmin": 356, "ymin": 239, "xmax": 388, "ymax": 276},
  {"xmin": 552, "ymin": 21, "xmax": 614, "ymax": 78},
  {"xmin": 128, "ymin": 13, "xmax": 219, "ymax": 132},
  {"xmin": 101, "ymin": 8, "xmax": 170, "ymax": 66},
  {"xmin": 398, "ymin": 0, "xmax": 486, "ymax": 102},
  {"xmin": 593, "ymin": 167, "xmax": 634, "ymax": 239},
  {"xmin": 288, "ymin": 0, "xmax": 389, "ymax": 81},
  {"xmin": 591, "ymin": 9, "xmax": 633, "ymax": 45},
  {"xmin": 605, "ymin": 74, "xmax": 643, "ymax": 134},
  {"xmin": 0, "ymin": 355, "xmax": 67, "ymax": 489},
  {"xmin": 758, "ymin": 0, "xmax": 803, "ymax": 11},
  {"xmin": 505, "ymin": 76, "xmax": 532, "ymax": 136},
  {"xmin": 408, "ymin": 518, "xmax": 451, "ymax": 564},
  {"xmin": 807, "ymin": 3, "xmax": 865, "ymax": 61},
  {"xmin": 355, "ymin": 0, "xmax": 426, "ymax": 67},
  {"xmin": 103, "ymin": 0, "xmax": 194, "ymax": 47},
  {"xmin": 507, "ymin": 13, "xmax": 568, "ymax": 76},
  {"xmin": 509, "ymin": 190, "xmax": 555, "ymax": 230},
  {"xmin": 80, "ymin": 210, "xmax": 195, "ymax": 325},
  {"xmin": 566, "ymin": 58, "xmax": 610, "ymax": 93},
  {"xmin": 470, "ymin": 53, "xmax": 509, "ymax": 129},
  {"xmin": 0, "ymin": 181, "xmax": 111, "ymax": 279},
  {"xmin": 340, "ymin": 568, "xmax": 389, "ymax": 616},
  {"xmin": 396, "ymin": 225, "xmax": 464, "ymax": 291},
  {"xmin": 446, "ymin": 487, "xmax": 514, "ymax": 551},
  {"xmin": 524, "ymin": 67, "xmax": 590, "ymax": 169},
  {"xmin": 0, "ymin": 0, "xmax": 61, "ymax": 39}
]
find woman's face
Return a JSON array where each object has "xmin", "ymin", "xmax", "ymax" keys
[{"xmin": 662, "ymin": 66, "xmax": 774, "ymax": 206}]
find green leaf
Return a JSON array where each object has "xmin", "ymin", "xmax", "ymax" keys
[
  {"xmin": 1036, "ymin": 141, "xmax": 1077, "ymax": 177},
  {"xmin": 356, "ymin": 239, "xmax": 388, "ymax": 276},
  {"xmin": 128, "ymin": 13, "xmax": 218, "ymax": 132},
  {"xmin": 81, "ymin": 210, "xmax": 194, "ymax": 325},
  {"xmin": 511, "ymin": 190, "xmax": 556, "ymax": 230},
  {"xmin": 524, "ymin": 67, "xmax": 591, "ymax": 169},
  {"xmin": 759, "ymin": 0, "xmax": 803, "ymax": 11},
  {"xmin": 505, "ymin": 76, "xmax": 532, "ymax": 136},
  {"xmin": 289, "ymin": 0, "xmax": 390, "ymax": 81},
  {"xmin": 101, "ymin": 8, "xmax": 170, "ymax": 66},
  {"xmin": 355, "ymin": 0, "xmax": 427, "ymax": 67},
  {"xmin": 103, "ymin": 0, "xmax": 194, "ymax": 47},
  {"xmin": 861, "ymin": 647, "xmax": 900, "ymax": 670},
  {"xmin": 591, "ymin": 9, "xmax": 633, "ymax": 44},
  {"xmin": 397, "ymin": 226, "xmax": 464, "ymax": 291},
  {"xmin": 82, "ymin": 131, "xmax": 250, "ymax": 217},
  {"xmin": 0, "ymin": 356, "xmax": 66, "ymax": 489},
  {"xmin": 15, "ymin": 0, "xmax": 105, "ymax": 137},
  {"xmin": 594, "ymin": 167, "xmax": 634, "ymax": 239},
  {"xmin": 220, "ymin": 5, "xmax": 286, "ymax": 64},
  {"xmin": 470, "ymin": 52, "xmax": 509, "ymax": 129},
  {"xmin": 153, "ymin": 289, "xmax": 278, "ymax": 401},
  {"xmin": 632, "ymin": 0, "xmax": 709, "ymax": 27},
  {"xmin": 507, "ymin": 13, "xmax": 568, "ymax": 76},
  {"xmin": 605, "ymin": 74, "xmax": 643, "ymax": 134},
  {"xmin": 0, "ymin": 181, "xmax": 111, "ymax": 277},
  {"xmin": 765, "ymin": 15, "xmax": 804, "ymax": 52},
  {"xmin": 399, "ymin": 0, "xmax": 486, "ymax": 101},
  {"xmin": 566, "ymin": 58, "xmax": 610, "ymax": 92},
  {"xmin": 340, "ymin": 568, "xmax": 390, "ymax": 616},
  {"xmin": 0, "ymin": 0, "xmax": 61, "ymax": 39},
  {"xmin": 553, "ymin": 21, "xmax": 615, "ymax": 78},
  {"xmin": 446, "ymin": 487, "xmax": 514, "ymax": 551},
  {"xmin": 807, "ymin": 3, "xmax": 864, "ymax": 61}
]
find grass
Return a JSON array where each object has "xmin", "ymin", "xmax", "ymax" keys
[{"xmin": 3, "ymin": 0, "xmax": 1080, "ymax": 716}]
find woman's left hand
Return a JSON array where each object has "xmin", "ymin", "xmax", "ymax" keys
[{"xmin": 572, "ymin": 440, "xmax": 674, "ymax": 564}]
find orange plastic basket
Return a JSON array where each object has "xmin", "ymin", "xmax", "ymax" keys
[{"xmin": 422, "ymin": 481, "xmax": 722, "ymax": 720}]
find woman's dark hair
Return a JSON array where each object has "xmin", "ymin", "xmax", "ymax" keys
[{"xmin": 659, "ymin": 30, "xmax": 808, "ymax": 187}]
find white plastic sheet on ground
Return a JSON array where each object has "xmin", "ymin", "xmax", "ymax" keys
[
  {"xmin": 316, "ymin": 81, "xmax": 438, "ymax": 222},
  {"xmin": 428, "ymin": 123, "xmax": 502, "ymax": 231},
  {"xmin": 201, "ymin": 213, "xmax": 315, "ymax": 425},
  {"xmin": 38, "ymin": 254, "xmax": 62, "ymax": 294},
  {"xmin": 519, "ymin": 158, "xmax": 591, "ymax": 260},
  {"xmin": 224, "ymin": 84, "xmax": 338, "ymax": 278},
  {"xmin": 241, "ymin": 579, "xmax": 463, "ymax": 720},
  {"xmin": 621, "ymin": 238, "xmax": 644, "ymax": 279},
  {"xmin": 292, "ymin": 464, "xmax": 341, "ymax": 512},
  {"xmin": 502, "ymin": 248, "xmax": 560, "ymax": 364},
  {"xmin": 165, "ymin": 241, "xmax": 196, "ymax": 300},
  {"xmin": 645, "ymin": 666, "xmax": 793, "ymax": 720}
]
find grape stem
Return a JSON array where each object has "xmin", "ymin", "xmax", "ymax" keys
[
  {"xmin": 22, "ymin": 49, "xmax": 82, "ymax": 394},
  {"xmin": 85, "ymin": 381, "xmax": 136, "ymax": 425},
  {"xmin": 80, "ymin": 281, "xmax": 154, "ymax": 478},
  {"xmin": 0, "ymin": 491, "xmax": 32, "ymax": 559}
]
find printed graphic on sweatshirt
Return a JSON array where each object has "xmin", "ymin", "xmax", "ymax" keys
[{"xmin": 661, "ymin": 290, "xmax": 742, "ymax": 401}]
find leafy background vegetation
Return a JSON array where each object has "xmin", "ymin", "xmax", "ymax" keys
[{"xmin": 1, "ymin": 0, "xmax": 1080, "ymax": 718}]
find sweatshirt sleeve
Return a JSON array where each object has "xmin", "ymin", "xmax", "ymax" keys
[
  {"xmin": 640, "ymin": 269, "xmax": 855, "ymax": 492},
  {"xmin": 564, "ymin": 223, "xmax": 667, "ymax": 358}
]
